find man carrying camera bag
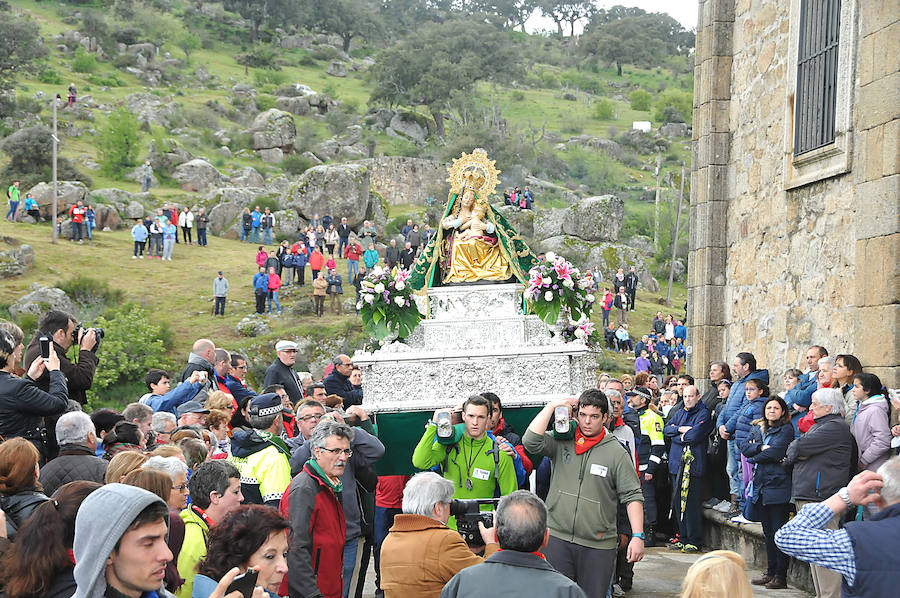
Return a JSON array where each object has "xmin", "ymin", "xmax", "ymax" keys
[
  {"xmin": 523, "ymin": 389, "xmax": 645, "ymax": 597},
  {"xmin": 412, "ymin": 395, "xmax": 517, "ymax": 530}
]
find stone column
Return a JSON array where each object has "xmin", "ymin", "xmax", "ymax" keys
[{"xmin": 687, "ymin": 0, "xmax": 734, "ymax": 388}]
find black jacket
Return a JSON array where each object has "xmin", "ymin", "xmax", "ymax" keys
[
  {"xmin": 400, "ymin": 248, "xmax": 416, "ymax": 268},
  {"xmin": 38, "ymin": 444, "xmax": 108, "ymax": 497},
  {"xmin": 323, "ymin": 368, "xmax": 362, "ymax": 406},
  {"xmin": 785, "ymin": 413, "xmax": 855, "ymax": 502},
  {"xmin": 263, "ymin": 358, "xmax": 304, "ymax": 403},
  {"xmin": 0, "ymin": 370, "xmax": 68, "ymax": 458},
  {"xmin": 23, "ymin": 336, "xmax": 96, "ymax": 406},
  {"xmin": 337, "ymin": 223, "xmax": 351, "ymax": 239},
  {"xmin": 385, "ymin": 245, "xmax": 401, "ymax": 267},
  {"xmin": 624, "ymin": 272, "xmax": 638, "ymax": 291},
  {"xmin": 242, "ymin": 212, "xmax": 252, "ymax": 230},
  {"xmin": 613, "ymin": 294, "xmax": 626, "ymax": 309},
  {"xmin": 1, "ymin": 489, "xmax": 49, "ymax": 539},
  {"xmin": 441, "ymin": 549, "xmax": 585, "ymax": 598}
]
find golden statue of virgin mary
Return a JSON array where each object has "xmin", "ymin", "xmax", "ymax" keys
[{"xmin": 409, "ymin": 149, "xmax": 538, "ymax": 290}]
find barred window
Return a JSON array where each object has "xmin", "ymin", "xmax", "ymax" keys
[{"xmin": 793, "ymin": 0, "xmax": 841, "ymax": 155}]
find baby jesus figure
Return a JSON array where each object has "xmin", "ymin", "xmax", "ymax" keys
[{"xmin": 456, "ymin": 202, "xmax": 493, "ymax": 241}]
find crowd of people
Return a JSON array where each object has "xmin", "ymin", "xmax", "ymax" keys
[{"xmin": 501, "ymin": 186, "xmax": 535, "ymax": 210}]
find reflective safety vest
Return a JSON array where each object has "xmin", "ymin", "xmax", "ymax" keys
[{"xmin": 638, "ymin": 407, "xmax": 665, "ymax": 475}]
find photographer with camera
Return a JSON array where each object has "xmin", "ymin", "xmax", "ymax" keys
[
  {"xmin": 380, "ymin": 472, "xmax": 498, "ymax": 598},
  {"xmin": 441, "ymin": 491, "xmax": 586, "ymax": 598},
  {"xmin": 412, "ymin": 396, "xmax": 517, "ymax": 531},
  {"xmin": 23, "ymin": 310, "xmax": 99, "ymax": 406},
  {"xmin": 523, "ymin": 389, "xmax": 645, "ymax": 597}
]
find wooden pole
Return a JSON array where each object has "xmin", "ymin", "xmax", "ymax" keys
[
  {"xmin": 653, "ymin": 152, "xmax": 662, "ymax": 249},
  {"xmin": 666, "ymin": 162, "xmax": 686, "ymax": 306}
]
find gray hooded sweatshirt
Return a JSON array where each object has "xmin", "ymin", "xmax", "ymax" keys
[{"xmin": 72, "ymin": 483, "xmax": 174, "ymax": 598}]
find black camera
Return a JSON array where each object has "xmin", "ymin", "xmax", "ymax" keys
[
  {"xmin": 73, "ymin": 325, "xmax": 105, "ymax": 352},
  {"xmin": 450, "ymin": 498, "xmax": 497, "ymax": 546}
]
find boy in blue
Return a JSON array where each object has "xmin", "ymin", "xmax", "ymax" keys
[
  {"xmin": 253, "ymin": 266, "xmax": 268, "ymax": 314},
  {"xmin": 131, "ymin": 218, "xmax": 149, "ymax": 259},
  {"xmin": 250, "ymin": 206, "xmax": 262, "ymax": 243}
]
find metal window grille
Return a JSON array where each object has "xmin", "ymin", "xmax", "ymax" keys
[{"xmin": 794, "ymin": 0, "xmax": 841, "ymax": 155}]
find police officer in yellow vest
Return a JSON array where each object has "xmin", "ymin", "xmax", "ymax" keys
[
  {"xmin": 228, "ymin": 393, "xmax": 292, "ymax": 507},
  {"xmin": 627, "ymin": 387, "xmax": 665, "ymax": 546}
]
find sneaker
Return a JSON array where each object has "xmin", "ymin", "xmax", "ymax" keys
[
  {"xmin": 765, "ymin": 576, "xmax": 787, "ymax": 589},
  {"xmin": 713, "ymin": 500, "xmax": 732, "ymax": 512},
  {"xmin": 681, "ymin": 544, "xmax": 700, "ymax": 553},
  {"xmin": 611, "ymin": 584, "xmax": 625, "ymax": 598},
  {"xmin": 751, "ymin": 574, "xmax": 773, "ymax": 586},
  {"xmin": 132, "ymin": 255, "xmax": 137, "ymax": 259},
  {"xmin": 139, "ymin": 255, "xmax": 144, "ymax": 259},
  {"xmin": 730, "ymin": 514, "xmax": 752, "ymax": 524},
  {"xmin": 726, "ymin": 506, "xmax": 742, "ymax": 518},
  {"xmin": 666, "ymin": 541, "xmax": 684, "ymax": 551},
  {"xmin": 702, "ymin": 498, "xmax": 719, "ymax": 509}
]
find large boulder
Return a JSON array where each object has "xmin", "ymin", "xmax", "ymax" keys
[
  {"xmin": 0, "ymin": 243, "xmax": 35, "ymax": 279},
  {"xmin": 337, "ymin": 125, "xmax": 363, "ymax": 146},
  {"xmin": 94, "ymin": 205, "xmax": 122, "ymax": 230},
  {"xmin": 493, "ymin": 204, "xmax": 535, "ymax": 239},
  {"xmin": 258, "ymin": 148, "xmax": 284, "ymax": 163},
  {"xmin": 173, "ymin": 159, "xmax": 227, "ymax": 192},
  {"xmin": 386, "ymin": 113, "xmax": 428, "ymax": 144},
  {"xmin": 274, "ymin": 96, "xmax": 309, "ymax": 116},
  {"xmin": 207, "ymin": 202, "xmax": 243, "ymax": 238},
  {"xmin": 283, "ymin": 163, "xmax": 370, "ymax": 228},
  {"xmin": 8, "ymin": 285, "xmax": 77, "ymax": 320},
  {"xmin": 535, "ymin": 236, "xmax": 655, "ymax": 289},
  {"xmin": 124, "ymin": 201, "xmax": 146, "ymax": 219},
  {"xmin": 90, "ymin": 188, "xmax": 133, "ymax": 205},
  {"xmin": 26, "ymin": 181, "xmax": 89, "ymax": 218},
  {"xmin": 660, "ymin": 123, "xmax": 690, "ymax": 138},
  {"xmin": 250, "ymin": 109, "xmax": 296, "ymax": 152},
  {"xmin": 125, "ymin": 93, "xmax": 177, "ymax": 128},
  {"xmin": 326, "ymin": 61, "xmax": 347, "ymax": 77},
  {"xmin": 230, "ymin": 167, "xmax": 266, "ymax": 188},
  {"xmin": 533, "ymin": 208, "xmax": 566, "ymax": 239},
  {"xmin": 626, "ymin": 234, "xmax": 654, "ymax": 255},
  {"xmin": 561, "ymin": 195, "xmax": 624, "ymax": 243},
  {"xmin": 273, "ymin": 209, "xmax": 301, "ymax": 239}
]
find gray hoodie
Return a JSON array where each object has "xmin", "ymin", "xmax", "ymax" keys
[{"xmin": 72, "ymin": 483, "xmax": 171, "ymax": 598}]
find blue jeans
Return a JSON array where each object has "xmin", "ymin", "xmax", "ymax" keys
[
  {"xmin": 338, "ymin": 236, "xmax": 349, "ymax": 257},
  {"xmin": 602, "ymin": 308, "xmax": 610, "ymax": 328},
  {"xmin": 347, "ymin": 259, "xmax": 358, "ymax": 281},
  {"xmin": 262, "ymin": 227, "xmax": 272, "ymax": 245},
  {"xmin": 267, "ymin": 290, "xmax": 281, "ymax": 313},
  {"xmin": 197, "ymin": 228, "xmax": 207, "ymax": 246},
  {"xmin": 726, "ymin": 439, "xmax": 744, "ymax": 504},
  {"xmin": 6, "ymin": 201, "xmax": 18, "ymax": 220},
  {"xmin": 250, "ymin": 226, "xmax": 260, "ymax": 243},
  {"xmin": 86, "ymin": 220, "xmax": 94, "ymax": 239},
  {"xmin": 241, "ymin": 228, "xmax": 250, "ymax": 242},
  {"xmin": 342, "ymin": 536, "xmax": 359, "ymax": 598}
]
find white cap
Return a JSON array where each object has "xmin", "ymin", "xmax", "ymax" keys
[{"xmin": 275, "ymin": 340, "xmax": 298, "ymax": 352}]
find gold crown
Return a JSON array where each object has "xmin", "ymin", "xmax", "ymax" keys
[{"xmin": 462, "ymin": 170, "xmax": 486, "ymax": 191}]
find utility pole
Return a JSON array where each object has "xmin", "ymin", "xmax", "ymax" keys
[
  {"xmin": 52, "ymin": 94, "xmax": 59, "ymax": 244},
  {"xmin": 653, "ymin": 152, "xmax": 662, "ymax": 249},
  {"xmin": 666, "ymin": 162, "xmax": 686, "ymax": 306}
]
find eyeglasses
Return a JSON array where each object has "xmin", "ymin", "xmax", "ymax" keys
[
  {"xmin": 235, "ymin": 365, "xmax": 248, "ymax": 370},
  {"xmin": 318, "ymin": 447, "xmax": 352, "ymax": 456},
  {"xmin": 299, "ymin": 414, "xmax": 323, "ymax": 422},
  {"xmin": 281, "ymin": 349, "xmax": 298, "ymax": 354},
  {"xmin": 173, "ymin": 483, "xmax": 188, "ymax": 492}
]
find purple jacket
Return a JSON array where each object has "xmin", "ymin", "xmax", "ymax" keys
[{"xmin": 851, "ymin": 395, "xmax": 892, "ymax": 472}]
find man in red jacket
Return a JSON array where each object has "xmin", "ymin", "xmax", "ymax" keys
[
  {"xmin": 283, "ymin": 419, "xmax": 353, "ymax": 598},
  {"xmin": 344, "ymin": 237, "xmax": 363, "ymax": 282}
]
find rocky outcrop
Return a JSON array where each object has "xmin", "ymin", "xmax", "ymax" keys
[
  {"xmin": 9, "ymin": 285, "xmax": 77, "ymax": 320},
  {"xmin": 275, "ymin": 95, "xmax": 309, "ymax": 116},
  {"xmin": 283, "ymin": 163, "xmax": 371, "ymax": 229},
  {"xmin": 0, "ymin": 243, "xmax": 35, "ymax": 279},
  {"xmin": 250, "ymin": 109, "xmax": 296, "ymax": 157},
  {"xmin": 125, "ymin": 93, "xmax": 177, "ymax": 128},
  {"xmin": 173, "ymin": 159, "xmax": 227, "ymax": 193},
  {"xmin": 660, "ymin": 123, "xmax": 690, "ymax": 138},
  {"xmin": 385, "ymin": 113, "xmax": 429, "ymax": 144},
  {"xmin": 93, "ymin": 205, "xmax": 122, "ymax": 230},
  {"xmin": 362, "ymin": 156, "xmax": 445, "ymax": 206},
  {"xmin": 26, "ymin": 181, "xmax": 89, "ymax": 218},
  {"xmin": 326, "ymin": 61, "xmax": 347, "ymax": 77},
  {"xmin": 494, "ymin": 204, "xmax": 535, "ymax": 239},
  {"xmin": 562, "ymin": 195, "xmax": 624, "ymax": 243},
  {"xmin": 229, "ymin": 167, "xmax": 266, "ymax": 188},
  {"xmin": 535, "ymin": 237, "xmax": 656, "ymax": 291},
  {"xmin": 235, "ymin": 314, "xmax": 271, "ymax": 337}
]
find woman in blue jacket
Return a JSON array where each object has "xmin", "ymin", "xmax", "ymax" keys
[{"xmin": 739, "ymin": 396, "xmax": 794, "ymax": 590}]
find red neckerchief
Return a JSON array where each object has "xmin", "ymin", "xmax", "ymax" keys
[
  {"xmin": 497, "ymin": 548, "xmax": 547, "ymax": 560},
  {"xmin": 68, "ymin": 549, "xmax": 76, "ymax": 565},
  {"xmin": 191, "ymin": 504, "xmax": 216, "ymax": 528},
  {"xmin": 492, "ymin": 417, "xmax": 506, "ymax": 435},
  {"xmin": 574, "ymin": 427, "xmax": 606, "ymax": 455}
]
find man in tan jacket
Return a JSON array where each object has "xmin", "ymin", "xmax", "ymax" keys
[{"xmin": 380, "ymin": 472, "xmax": 498, "ymax": 598}]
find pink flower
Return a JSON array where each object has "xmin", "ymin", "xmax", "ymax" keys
[
  {"xmin": 580, "ymin": 322, "xmax": 595, "ymax": 336},
  {"xmin": 529, "ymin": 272, "xmax": 547, "ymax": 289},
  {"xmin": 553, "ymin": 259, "xmax": 574, "ymax": 282}
]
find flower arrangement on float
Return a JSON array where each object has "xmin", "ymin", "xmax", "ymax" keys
[
  {"xmin": 525, "ymin": 252, "xmax": 600, "ymax": 345},
  {"xmin": 358, "ymin": 266, "xmax": 422, "ymax": 341}
]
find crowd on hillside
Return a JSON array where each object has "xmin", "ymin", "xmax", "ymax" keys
[
  {"xmin": 0, "ymin": 306, "xmax": 898, "ymax": 598},
  {"xmin": 502, "ymin": 185, "xmax": 536, "ymax": 210}
]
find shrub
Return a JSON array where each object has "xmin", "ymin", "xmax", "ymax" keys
[
  {"xmin": 310, "ymin": 46, "xmax": 341, "ymax": 61},
  {"xmin": 237, "ymin": 45, "xmax": 280, "ymax": 70},
  {"xmin": 85, "ymin": 303, "xmax": 172, "ymax": 404},
  {"xmin": 510, "ymin": 90, "xmax": 525, "ymax": 102},
  {"xmin": 113, "ymin": 53, "xmax": 138, "ymax": 69},
  {"xmin": 253, "ymin": 69, "xmax": 288, "ymax": 87},
  {"xmin": 248, "ymin": 195, "xmax": 281, "ymax": 213},
  {"xmin": 593, "ymin": 98, "xmax": 615, "ymax": 121},
  {"xmin": 654, "ymin": 89, "xmax": 692, "ymax": 124},
  {"xmin": 59, "ymin": 275, "xmax": 125, "ymax": 309},
  {"xmin": 38, "ymin": 69, "xmax": 63, "ymax": 84},
  {"xmin": 324, "ymin": 109, "xmax": 356, "ymax": 135},
  {"xmin": 72, "ymin": 47, "xmax": 98, "ymax": 73},
  {"xmin": 16, "ymin": 96, "xmax": 42, "ymax": 115},
  {"xmin": 98, "ymin": 107, "xmax": 141, "ymax": 177},
  {"xmin": 282, "ymin": 153, "xmax": 314, "ymax": 175},
  {"xmin": 0, "ymin": 125, "xmax": 89, "ymax": 188},
  {"xmin": 255, "ymin": 95, "xmax": 277, "ymax": 112},
  {"xmin": 629, "ymin": 89, "xmax": 652, "ymax": 111}
]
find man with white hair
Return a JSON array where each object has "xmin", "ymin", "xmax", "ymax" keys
[
  {"xmin": 38, "ymin": 411, "xmax": 107, "ymax": 496},
  {"xmin": 380, "ymin": 472, "xmax": 498, "ymax": 597},
  {"xmin": 151, "ymin": 411, "xmax": 177, "ymax": 445},
  {"xmin": 783, "ymin": 387, "xmax": 853, "ymax": 598},
  {"xmin": 776, "ymin": 457, "xmax": 900, "ymax": 597},
  {"xmin": 144, "ymin": 455, "xmax": 190, "ymax": 511}
]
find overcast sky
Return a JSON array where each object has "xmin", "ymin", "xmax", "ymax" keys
[{"xmin": 526, "ymin": 1, "xmax": 699, "ymax": 33}]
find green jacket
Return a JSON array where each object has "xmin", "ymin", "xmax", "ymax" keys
[
  {"xmin": 523, "ymin": 428, "xmax": 643, "ymax": 550},
  {"xmin": 412, "ymin": 424, "xmax": 517, "ymax": 528},
  {"xmin": 176, "ymin": 507, "xmax": 209, "ymax": 598}
]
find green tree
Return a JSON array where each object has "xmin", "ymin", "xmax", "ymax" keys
[
  {"xmin": 72, "ymin": 47, "xmax": 98, "ymax": 73},
  {"xmin": 223, "ymin": 0, "xmax": 293, "ymax": 43},
  {"xmin": 629, "ymin": 89, "xmax": 652, "ymax": 111},
  {"xmin": 371, "ymin": 20, "xmax": 521, "ymax": 138},
  {"xmin": 175, "ymin": 30, "xmax": 200, "ymax": 63},
  {"xmin": 0, "ymin": 11, "xmax": 48, "ymax": 92},
  {"xmin": 653, "ymin": 89, "xmax": 692, "ymax": 124},
  {"xmin": 297, "ymin": 0, "xmax": 385, "ymax": 53},
  {"xmin": 98, "ymin": 108, "xmax": 141, "ymax": 177},
  {"xmin": 593, "ymin": 97, "xmax": 614, "ymax": 120},
  {"xmin": 0, "ymin": 125, "xmax": 87, "ymax": 188},
  {"xmin": 537, "ymin": 1, "xmax": 592, "ymax": 36}
]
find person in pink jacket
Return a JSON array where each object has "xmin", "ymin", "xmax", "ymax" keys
[
  {"xmin": 267, "ymin": 266, "xmax": 282, "ymax": 315},
  {"xmin": 850, "ymin": 373, "xmax": 892, "ymax": 474}
]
